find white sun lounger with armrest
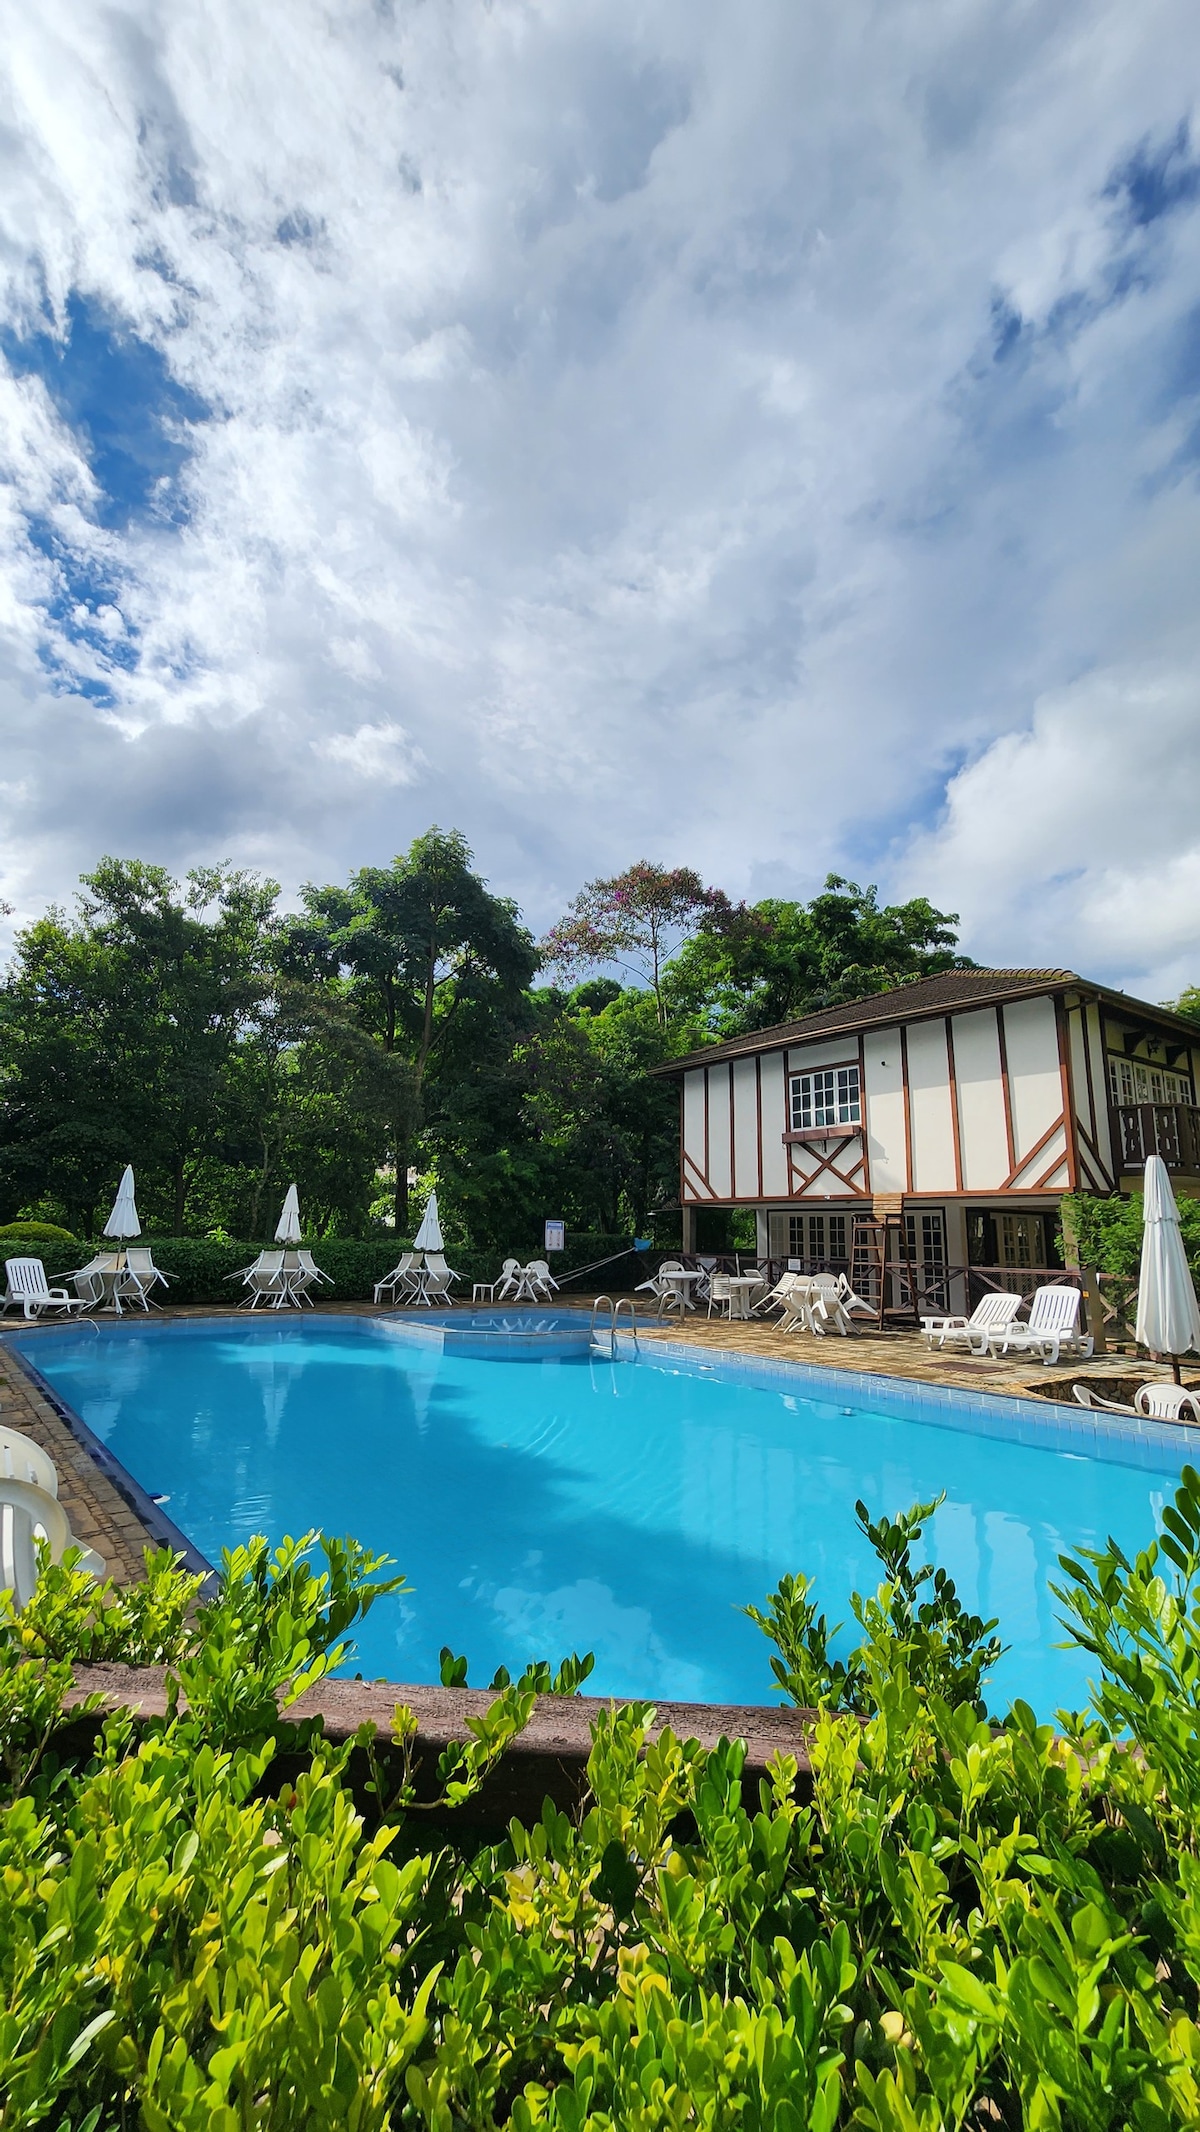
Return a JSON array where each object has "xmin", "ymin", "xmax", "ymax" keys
[
  {"xmin": 1, "ymin": 1257, "xmax": 84, "ymax": 1321},
  {"xmin": 987, "ymin": 1285, "xmax": 1093, "ymax": 1368},
  {"xmin": 921, "ymin": 1291, "xmax": 1023, "ymax": 1354}
]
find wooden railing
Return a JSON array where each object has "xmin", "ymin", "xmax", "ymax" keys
[
  {"xmin": 1114, "ymin": 1102, "xmax": 1200, "ymax": 1174},
  {"xmin": 673, "ymin": 1254, "xmax": 1084, "ymax": 1321}
]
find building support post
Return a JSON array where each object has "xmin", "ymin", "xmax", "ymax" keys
[
  {"xmin": 680, "ymin": 1203, "xmax": 696, "ymax": 1254},
  {"xmin": 1060, "ymin": 1199, "xmax": 1107, "ymax": 1353}
]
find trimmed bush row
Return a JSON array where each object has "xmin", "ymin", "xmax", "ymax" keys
[{"xmin": 6, "ymin": 1234, "xmax": 654, "ymax": 1306}]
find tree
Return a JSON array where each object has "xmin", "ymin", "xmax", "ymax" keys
[
  {"xmin": 0, "ymin": 860, "xmax": 277, "ymax": 1233},
  {"xmin": 541, "ymin": 862, "xmax": 731, "ymax": 1027},
  {"xmin": 280, "ymin": 829, "xmax": 537, "ymax": 1229},
  {"xmin": 665, "ymin": 876, "xmax": 972, "ymax": 1036},
  {"xmin": 1166, "ymin": 986, "xmax": 1200, "ymax": 1027}
]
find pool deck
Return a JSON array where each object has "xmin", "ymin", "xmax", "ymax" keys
[{"xmin": 2, "ymin": 1297, "xmax": 1194, "ymax": 1586}]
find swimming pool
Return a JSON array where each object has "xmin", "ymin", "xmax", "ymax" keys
[{"xmin": 11, "ymin": 1315, "xmax": 1194, "ymax": 1716}]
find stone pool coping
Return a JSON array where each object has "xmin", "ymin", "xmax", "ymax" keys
[{"xmin": 63, "ymin": 1662, "xmax": 818, "ymax": 1816}]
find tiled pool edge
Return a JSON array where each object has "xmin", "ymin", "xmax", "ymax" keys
[
  {"xmin": 2, "ymin": 1333, "xmax": 217, "ymax": 1586},
  {"xmin": 625, "ymin": 1331, "xmax": 1200, "ymax": 1473}
]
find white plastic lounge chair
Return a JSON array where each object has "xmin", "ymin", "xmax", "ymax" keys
[
  {"xmin": 66, "ymin": 1252, "xmax": 122, "ymax": 1310},
  {"xmin": 760, "ymin": 1271, "xmax": 803, "ymax": 1316},
  {"xmin": 1, "ymin": 1257, "xmax": 84, "ymax": 1321},
  {"xmin": 234, "ymin": 1250, "xmax": 289, "ymax": 1310},
  {"xmin": 1135, "ymin": 1383, "xmax": 1200, "ymax": 1424},
  {"xmin": 0, "ymin": 1423, "xmax": 59, "ymax": 1495},
  {"xmin": 115, "ymin": 1247, "xmax": 171, "ymax": 1312},
  {"xmin": 374, "ymin": 1251, "xmax": 422, "ymax": 1304},
  {"xmin": 922, "ymin": 1292, "xmax": 1023, "ymax": 1355},
  {"xmin": 494, "ymin": 1258, "xmax": 522, "ymax": 1300},
  {"xmin": 1072, "ymin": 1384, "xmax": 1136, "ymax": 1415},
  {"xmin": 419, "ymin": 1251, "xmax": 461, "ymax": 1304},
  {"xmin": 988, "ymin": 1286, "xmax": 1093, "ymax": 1368},
  {"xmin": 0, "ymin": 1475, "xmax": 105, "ymax": 1608},
  {"xmin": 286, "ymin": 1249, "xmax": 332, "ymax": 1306}
]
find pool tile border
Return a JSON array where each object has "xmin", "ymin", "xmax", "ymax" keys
[{"xmin": 624, "ymin": 1332, "xmax": 1200, "ymax": 1475}]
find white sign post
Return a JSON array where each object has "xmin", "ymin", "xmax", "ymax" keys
[{"xmin": 544, "ymin": 1219, "xmax": 565, "ymax": 1253}]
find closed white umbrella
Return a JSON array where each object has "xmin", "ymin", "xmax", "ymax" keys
[
  {"xmin": 274, "ymin": 1185, "xmax": 303, "ymax": 1245},
  {"xmin": 412, "ymin": 1191, "xmax": 443, "ymax": 1253},
  {"xmin": 103, "ymin": 1165, "xmax": 141, "ymax": 1240},
  {"xmin": 1136, "ymin": 1155, "xmax": 1200, "ymax": 1383}
]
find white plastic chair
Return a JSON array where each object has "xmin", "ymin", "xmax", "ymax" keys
[
  {"xmin": 0, "ymin": 1423, "xmax": 58, "ymax": 1495},
  {"xmin": 1, "ymin": 1257, "xmax": 84, "ymax": 1321},
  {"xmin": 636, "ymin": 1258, "xmax": 682, "ymax": 1297},
  {"xmin": 0, "ymin": 1476, "xmax": 105, "ymax": 1608},
  {"xmin": 806, "ymin": 1273, "xmax": 854, "ymax": 1337},
  {"xmin": 374, "ymin": 1251, "xmax": 421, "ymax": 1304},
  {"xmin": 524, "ymin": 1259, "xmax": 558, "ymax": 1299},
  {"xmin": 922, "ymin": 1292, "xmax": 1023, "ymax": 1354},
  {"xmin": 1135, "ymin": 1383, "xmax": 1200, "ymax": 1423},
  {"xmin": 988, "ymin": 1287, "xmax": 1093, "ymax": 1368},
  {"xmin": 707, "ymin": 1273, "xmax": 735, "ymax": 1319},
  {"xmin": 494, "ymin": 1258, "xmax": 522, "ymax": 1300},
  {"xmin": 778, "ymin": 1280, "xmax": 821, "ymax": 1334}
]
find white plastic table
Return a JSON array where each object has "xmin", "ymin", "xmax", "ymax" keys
[
  {"xmin": 724, "ymin": 1276, "xmax": 766, "ymax": 1320},
  {"xmin": 660, "ymin": 1271, "xmax": 704, "ymax": 1313}
]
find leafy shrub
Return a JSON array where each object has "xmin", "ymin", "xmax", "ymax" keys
[
  {"xmin": 18, "ymin": 1483, "xmax": 1200, "ymax": 2123},
  {"xmin": 0, "ymin": 1220, "xmax": 78, "ymax": 1243},
  {"xmin": 1062, "ymin": 1188, "xmax": 1200, "ymax": 1278}
]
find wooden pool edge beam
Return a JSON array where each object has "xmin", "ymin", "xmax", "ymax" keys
[{"xmin": 64, "ymin": 1663, "xmax": 818, "ymax": 1820}]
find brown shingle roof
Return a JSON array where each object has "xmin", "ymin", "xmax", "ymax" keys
[{"xmin": 652, "ymin": 967, "xmax": 1200, "ymax": 1073}]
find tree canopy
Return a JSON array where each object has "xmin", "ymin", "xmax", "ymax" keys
[{"xmin": 0, "ymin": 838, "xmax": 983, "ymax": 1246}]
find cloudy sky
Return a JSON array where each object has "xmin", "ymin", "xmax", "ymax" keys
[{"xmin": 1, "ymin": 1, "xmax": 1199, "ymax": 995}]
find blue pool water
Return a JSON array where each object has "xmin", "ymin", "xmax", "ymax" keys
[{"xmin": 12, "ymin": 1316, "xmax": 1190, "ymax": 1716}]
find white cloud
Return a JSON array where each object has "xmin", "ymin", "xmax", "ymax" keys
[
  {"xmin": 0, "ymin": 0, "xmax": 1196, "ymax": 981},
  {"xmin": 314, "ymin": 720, "xmax": 425, "ymax": 787}
]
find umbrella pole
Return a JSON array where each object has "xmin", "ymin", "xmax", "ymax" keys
[{"xmin": 1173, "ymin": 1355, "xmax": 1183, "ymax": 1385}]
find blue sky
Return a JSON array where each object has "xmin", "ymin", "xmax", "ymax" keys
[{"xmin": 0, "ymin": 1, "xmax": 1198, "ymax": 996}]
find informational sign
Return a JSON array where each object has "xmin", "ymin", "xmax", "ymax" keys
[{"xmin": 544, "ymin": 1219, "xmax": 566, "ymax": 1253}]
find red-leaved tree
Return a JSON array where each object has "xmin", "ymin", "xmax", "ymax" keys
[{"xmin": 541, "ymin": 862, "xmax": 730, "ymax": 1025}]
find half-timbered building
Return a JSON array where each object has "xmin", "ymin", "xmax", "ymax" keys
[{"xmin": 655, "ymin": 969, "xmax": 1200, "ymax": 1289}]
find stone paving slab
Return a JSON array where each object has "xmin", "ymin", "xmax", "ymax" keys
[{"xmin": 0, "ymin": 1342, "xmax": 152, "ymax": 1583}]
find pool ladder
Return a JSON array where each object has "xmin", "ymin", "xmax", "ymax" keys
[{"xmin": 590, "ymin": 1295, "xmax": 639, "ymax": 1355}]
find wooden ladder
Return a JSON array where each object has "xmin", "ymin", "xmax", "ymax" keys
[{"xmin": 850, "ymin": 1214, "xmax": 920, "ymax": 1329}]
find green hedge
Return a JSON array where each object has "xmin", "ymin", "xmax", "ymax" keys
[{"xmin": 3, "ymin": 1233, "xmax": 654, "ymax": 1305}]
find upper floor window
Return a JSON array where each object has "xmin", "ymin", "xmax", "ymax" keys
[
  {"xmin": 789, "ymin": 1063, "xmax": 861, "ymax": 1130},
  {"xmin": 1108, "ymin": 1057, "xmax": 1194, "ymax": 1107}
]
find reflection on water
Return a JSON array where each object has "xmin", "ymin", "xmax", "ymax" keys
[{"xmin": 16, "ymin": 1318, "xmax": 1180, "ymax": 1716}]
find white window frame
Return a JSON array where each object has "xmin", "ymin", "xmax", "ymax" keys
[{"xmin": 789, "ymin": 1062, "xmax": 861, "ymax": 1131}]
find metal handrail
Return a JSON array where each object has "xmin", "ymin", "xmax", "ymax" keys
[
  {"xmin": 613, "ymin": 1298, "xmax": 639, "ymax": 1348},
  {"xmin": 590, "ymin": 1296, "xmax": 615, "ymax": 1348}
]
